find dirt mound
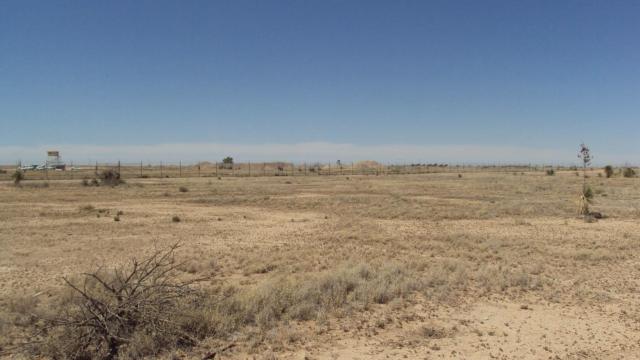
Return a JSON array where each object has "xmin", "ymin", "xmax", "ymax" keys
[{"xmin": 354, "ymin": 160, "xmax": 381, "ymax": 169}]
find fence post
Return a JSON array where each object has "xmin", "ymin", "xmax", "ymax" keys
[
  {"xmin": 160, "ymin": 161, "xmax": 163, "ymax": 178},
  {"xmin": 179, "ymin": 161, "xmax": 182, "ymax": 177},
  {"xmin": 118, "ymin": 161, "xmax": 121, "ymax": 178},
  {"xmin": 140, "ymin": 161, "xmax": 143, "ymax": 178},
  {"xmin": 248, "ymin": 161, "xmax": 251, "ymax": 177}
]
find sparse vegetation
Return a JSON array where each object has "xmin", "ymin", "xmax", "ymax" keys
[
  {"xmin": 179, "ymin": 186, "xmax": 189, "ymax": 193},
  {"xmin": 604, "ymin": 165, "xmax": 614, "ymax": 178},
  {"xmin": 79, "ymin": 204, "xmax": 95, "ymax": 212},
  {"xmin": 623, "ymin": 167, "xmax": 636, "ymax": 178},
  {"xmin": 98, "ymin": 169, "xmax": 125, "ymax": 187},
  {"xmin": 11, "ymin": 170, "xmax": 24, "ymax": 186},
  {"xmin": 2, "ymin": 172, "xmax": 640, "ymax": 358},
  {"xmin": 545, "ymin": 169, "xmax": 555, "ymax": 176}
]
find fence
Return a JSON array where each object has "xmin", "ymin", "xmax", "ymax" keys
[{"xmin": 0, "ymin": 161, "xmax": 584, "ymax": 182}]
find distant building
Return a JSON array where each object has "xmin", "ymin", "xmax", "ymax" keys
[{"xmin": 46, "ymin": 151, "xmax": 66, "ymax": 170}]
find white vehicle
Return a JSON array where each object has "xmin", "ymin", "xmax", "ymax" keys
[{"xmin": 20, "ymin": 165, "xmax": 38, "ymax": 171}]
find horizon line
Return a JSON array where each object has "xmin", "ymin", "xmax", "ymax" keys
[{"xmin": 1, "ymin": 142, "xmax": 637, "ymax": 167}]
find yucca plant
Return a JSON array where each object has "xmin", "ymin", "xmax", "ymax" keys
[{"xmin": 577, "ymin": 143, "xmax": 593, "ymax": 216}]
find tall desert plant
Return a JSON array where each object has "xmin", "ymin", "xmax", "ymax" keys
[{"xmin": 577, "ymin": 143, "xmax": 593, "ymax": 215}]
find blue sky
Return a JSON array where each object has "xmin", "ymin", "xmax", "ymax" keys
[{"xmin": 1, "ymin": 0, "xmax": 638, "ymax": 163}]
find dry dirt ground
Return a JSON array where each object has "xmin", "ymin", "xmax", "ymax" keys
[{"xmin": 1, "ymin": 171, "xmax": 640, "ymax": 359}]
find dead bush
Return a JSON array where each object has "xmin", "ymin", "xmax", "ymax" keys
[{"xmin": 29, "ymin": 244, "xmax": 209, "ymax": 359}]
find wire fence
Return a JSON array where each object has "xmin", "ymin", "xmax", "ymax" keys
[{"xmin": 0, "ymin": 161, "xmax": 606, "ymax": 182}]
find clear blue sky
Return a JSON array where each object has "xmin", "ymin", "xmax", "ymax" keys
[{"xmin": 1, "ymin": 0, "xmax": 638, "ymax": 163}]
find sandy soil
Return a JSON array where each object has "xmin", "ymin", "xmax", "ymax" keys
[{"xmin": 1, "ymin": 171, "xmax": 639, "ymax": 359}]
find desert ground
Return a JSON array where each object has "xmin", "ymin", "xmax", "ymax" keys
[{"xmin": 1, "ymin": 170, "xmax": 639, "ymax": 359}]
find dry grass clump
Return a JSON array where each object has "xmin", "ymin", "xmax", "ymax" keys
[
  {"xmin": 476, "ymin": 265, "xmax": 544, "ymax": 293},
  {"xmin": 623, "ymin": 167, "xmax": 636, "ymax": 178},
  {"xmin": 25, "ymin": 244, "xmax": 209, "ymax": 360},
  {"xmin": 420, "ymin": 323, "xmax": 452, "ymax": 339},
  {"xmin": 81, "ymin": 170, "xmax": 124, "ymax": 187},
  {"xmin": 604, "ymin": 165, "xmax": 614, "ymax": 178},
  {"xmin": 81, "ymin": 178, "xmax": 100, "ymax": 187},
  {"xmin": 99, "ymin": 169, "xmax": 125, "ymax": 187},
  {"xmin": 420, "ymin": 259, "xmax": 469, "ymax": 301},
  {"xmin": 196, "ymin": 262, "xmax": 421, "ymax": 337},
  {"xmin": 79, "ymin": 204, "xmax": 95, "ymax": 212},
  {"xmin": 0, "ymin": 294, "xmax": 45, "ymax": 354},
  {"xmin": 11, "ymin": 170, "xmax": 24, "ymax": 186}
]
